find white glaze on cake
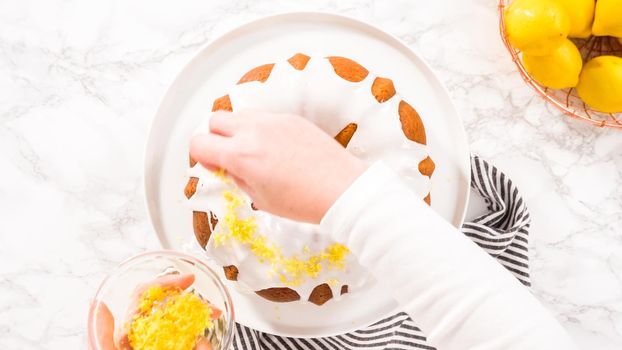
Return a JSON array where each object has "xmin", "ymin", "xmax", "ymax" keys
[{"xmin": 187, "ymin": 55, "xmax": 431, "ymax": 303}]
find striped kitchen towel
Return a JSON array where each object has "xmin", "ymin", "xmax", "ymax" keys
[{"xmin": 232, "ymin": 155, "xmax": 531, "ymax": 350}]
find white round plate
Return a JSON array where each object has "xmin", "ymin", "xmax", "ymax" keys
[{"xmin": 144, "ymin": 12, "xmax": 470, "ymax": 338}]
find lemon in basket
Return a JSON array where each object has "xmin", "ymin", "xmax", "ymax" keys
[
  {"xmin": 523, "ymin": 39, "xmax": 583, "ymax": 89},
  {"xmin": 556, "ymin": 0, "xmax": 595, "ymax": 38},
  {"xmin": 576, "ymin": 56, "xmax": 622, "ymax": 114},
  {"xmin": 505, "ymin": 0, "xmax": 570, "ymax": 56},
  {"xmin": 592, "ymin": 0, "xmax": 622, "ymax": 37}
]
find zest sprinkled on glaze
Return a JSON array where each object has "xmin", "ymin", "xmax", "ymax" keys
[{"xmin": 212, "ymin": 176, "xmax": 349, "ymax": 287}]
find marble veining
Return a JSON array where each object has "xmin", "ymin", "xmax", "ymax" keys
[{"xmin": 0, "ymin": 0, "xmax": 620, "ymax": 348}]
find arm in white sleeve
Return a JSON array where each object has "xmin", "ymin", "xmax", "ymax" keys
[{"xmin": 320, "ymin": 162, "xmax": 576, "ymax": 350}]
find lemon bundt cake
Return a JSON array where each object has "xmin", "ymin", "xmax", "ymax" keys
[{"xmin": 184, "ymin": 53, "xmax": 435, "ymax": 305}]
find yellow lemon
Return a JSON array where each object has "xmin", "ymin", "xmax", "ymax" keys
[
  {"xmin": 555, "ymin": 0, "xmax": 595, "ymax": 38},
  {"xmin": 592, "ymin": 0, "xmax": 622, "ymax": 37},
  {"xmin": 576, "ymin": 56, "xmax": 622, "ymax": 113},
  {"xmin": 505, "ymin": 0, "xmax": 570, "ymax": 56},
  {"xmin": 523, "ymin": 39, "xmax": 583, "ymax": 89}
]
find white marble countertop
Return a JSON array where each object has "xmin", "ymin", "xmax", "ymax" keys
[{"xmin": 1, "ymin": 0, "xmax": 620, "ymax": 348}]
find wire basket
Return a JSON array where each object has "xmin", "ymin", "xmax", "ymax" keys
[{"xmin": 499, "ymin": 0, "xmax": 622, "ymax": 129}]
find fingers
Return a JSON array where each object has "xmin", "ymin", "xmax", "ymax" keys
[
  {"xmin": 194, "ymin": 337, "xmax": 213, "ymax": 350},
  {"xmin": 154, "ymin": 273, "xmax": 196, "ymax": 290},
  {"xmin": 117, "ymin": 334, "xmax": 132, "ymax": 350},
  {"xmin": 231, "ymin": 175, "xmax": 251, "ymax": 194},
  {"xmin": 209, "ymin": 111, "xmax": 244, "ymax": 136},
  {"xmin": 209, "ymin": 305, "xmax": 222, "ymax": 320},
  {"xmin": 190, "ymin": 133, "xmax": 232, "ymax": 170},
  {"xmin": 91, "ymin": 301, "xmax": 117, "ymax": 350}
]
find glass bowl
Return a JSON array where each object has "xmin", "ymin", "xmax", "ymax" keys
[
  {"xmin": 87, "ymin": 250, "xmax": 235, "ymax": 350},
  {"xmin": 499, "ymin": 0, "xmax": 622, "ymax": 129}
]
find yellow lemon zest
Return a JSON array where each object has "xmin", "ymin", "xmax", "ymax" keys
[
  {"xmin": 128, "ymin": 286, "xmax": 213, "ymax": 350},
  {"xmin": 323, "ymin": 243, "xmax": 350, "ymax": 270},
  {"xmin": 212, "ymin": 173, "xmax": 351, "ymax": 286}
]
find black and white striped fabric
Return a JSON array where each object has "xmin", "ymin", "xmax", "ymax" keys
[
  {"xmin": 463, "ymin": 155, "xmax": 531, "ymax": 287},
  {"xmin": 232, "ymin": 155, "xmax": 531, "ymax": 350}
]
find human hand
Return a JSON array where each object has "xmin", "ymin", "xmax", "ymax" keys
[
  {"xmin": 190, "ymin": 111, "xmax": 368, "ymax": 224},
  {"xmin": 90, "ymin": 273, "xmax": 219, "ymax": 350}
]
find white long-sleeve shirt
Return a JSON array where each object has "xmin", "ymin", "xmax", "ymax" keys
[{"xmin": 320, "ymin": 162, "xmax": 577, "ymax": 350}]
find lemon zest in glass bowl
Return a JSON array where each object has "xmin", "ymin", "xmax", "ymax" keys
[{"xmin": 128, "ymin": 286, "xmax": 213, "ymax": 350}]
